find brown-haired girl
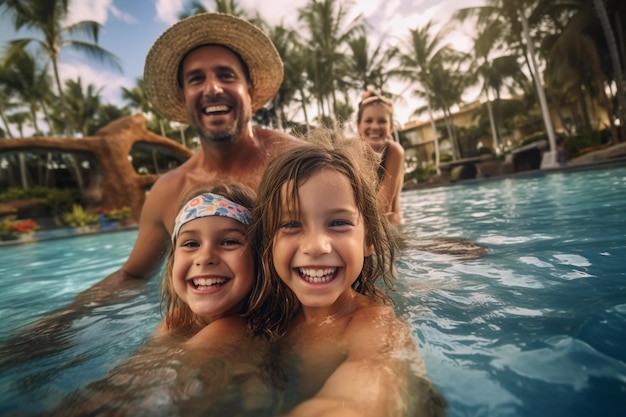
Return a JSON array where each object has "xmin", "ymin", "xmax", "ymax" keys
[{"xmin": 247, "ymin": 130, "xmax": 445, "ymax": 417}]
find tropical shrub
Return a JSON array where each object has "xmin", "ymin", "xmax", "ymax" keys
[{"xmin": 62, "ymin": 205, "xmax": 98, "ymax": 227}]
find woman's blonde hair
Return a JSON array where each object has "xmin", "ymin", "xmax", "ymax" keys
[
  {"xmin": 160, "ymin": 181, "xmax": 256, "ymax": 332},
  {"xmin": 246, "ymin": 128, "xmax": 398, "ymax": 340}
]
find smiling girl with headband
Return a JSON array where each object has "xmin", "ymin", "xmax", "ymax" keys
[
  {"xmin": 157, "ymin": 181, "xmax": 257, "ymax": 343},
  {"xmin": 51, "ymin": 182, "xmax": 284, "ymax": 416}
]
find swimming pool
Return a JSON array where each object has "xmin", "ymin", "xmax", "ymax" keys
[{"xmin": 1, "ymin": 165, "xmax": 625, "ymax": 416}]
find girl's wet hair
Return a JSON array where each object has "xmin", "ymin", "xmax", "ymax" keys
[
  {"xmin": 161, "ymin": 181, "xmax": 256, "ymax": 332},
  {"xmin": 246, "ymin": 127, "xmax": 398, "ymax": 340}
]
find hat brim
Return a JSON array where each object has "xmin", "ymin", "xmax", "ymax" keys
[{"xmin": 143, "ymin": 13, "xmax": 284, "ymax": 124}]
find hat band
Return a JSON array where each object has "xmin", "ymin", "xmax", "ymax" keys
[{"xmin": 172, "ymin": 193, "xmax": 251, "ymax": 243}]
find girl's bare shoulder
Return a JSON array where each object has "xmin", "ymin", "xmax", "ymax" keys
[
  {"xmin": 387, "ymin": 140, "xmax": 405, "ymax": 157},
  {"xmin": 185, "ymin": 316, "xmax": 248, "ymax": 350}
]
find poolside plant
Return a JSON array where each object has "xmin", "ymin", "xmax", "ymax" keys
[
  {"xmin": 0, "ymin": 216, "xmax": 39, "ymax": 238},
  {"xmin": 62, "ymin": 205, "xmax": 99, "ymax": 227},
  {"xmin": 96, "ymin": 206, "xmax": 131, "ymax": 221},
  {"xmin": 0, "ymin": 186, "xmax": 79, "ymax": 216}
]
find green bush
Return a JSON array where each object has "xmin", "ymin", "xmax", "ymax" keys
[
  {"xmin": 46, "ymin": 189, "xmax": 80, "ymax": 216},
  {"xmin": 62, "ymin": 205, "xmax": 98, "ymax": 227},
  {"xmin": 0, "ymin": 186, "xmax": 50, "ymax": 202},
  {"xmin": 107, "ymin": 206, "xmax": 131, "ymax": 221},
  {"xmin": 563, "ymin": 128, "xmax": 604, "ymax": 158},
  {"xmin": 0, "ymin": 186, "xmax": 79, "ymax": 216}
]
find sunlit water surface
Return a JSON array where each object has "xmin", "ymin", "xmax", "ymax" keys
[{"xmin": 1, "ymin": 165, "xmax": 625, "ymax": 417}]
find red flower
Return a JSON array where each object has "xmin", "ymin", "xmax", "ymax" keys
[{"xmin": 8, "ymin": 219, "xmax": 39, "ymax": 234}]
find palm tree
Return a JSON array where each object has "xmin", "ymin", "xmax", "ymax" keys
[
  {"xmin": 543, "ymin": 11, "xmax": 611, "ymax": 132},
  {"xmin": 178, "ymin": 0, "xmax": 248, "ymax": 19},
  {"xmin": 297, "ymin": 0, "xmax": 365, "ymax": 122},
  {"xmin": 396, "ymin": 20, "xmax": 455, "ymax": 169},
  {"xmin": 1, "ymin": 47, "xmax": 53, "ymax": 135},
  {"xmin": 261, "ymin": 22, "xmax": 306, "ymax": 130},
  {"xmin": 459, "ymin": 4, "xmax": 530, "ymax": 156},
  {"xmin": 62, "ymin": 77, "xmax": 103, "ymax": 136},
  {"xmin": 0, "ymin": 0, "xmax": 122, "ymax": 134},
  {"xmin": 121, "ymin": 78, "xmax": 169, "ymax": 137},
  {"xmin": 5, "ymin": 111, "xmax": 30, "ymax": 188},
  {"xmin": 0, "ymin": 63, "xmax": 18, "ymax": 138},
  {"xmin": 592, "ymin": 0, "xmax": 626, "ymax": 142},
  {"xmin": 455, "ymin": 0, "xmax": 559, "ymax": 162},
  {"xmin": 427, "ymin": 54, "xmax": 473, "ymax": 159},
  {"xmin": 344, "ymin": 34, "xmax": 399, "ymax": 95},
  {"xmin": 87, "ymin": 103, "xmax": 130, "ymax": 136}
]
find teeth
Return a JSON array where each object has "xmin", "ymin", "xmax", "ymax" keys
[
  {"xmin": 203, "ymin": 105, "xmax": 229, "ymax": 114},
  {"xmin": 298, "ymin": 268, "xmax": 336, "ymax": 283},
  {"xmin": 192, "ymin": 277, "xmax": 227, "ymax": 288}
]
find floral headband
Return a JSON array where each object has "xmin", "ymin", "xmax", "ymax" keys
[{"xmin": 172, "ymin": 193, "xmax": 251, "ymax": 243}]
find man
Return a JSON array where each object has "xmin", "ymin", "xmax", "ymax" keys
[
  {"xmin": 77, "ymin": 13, "xmax": 296, "ymax": 294},
  {"xmin": 80, "ymin": 13, "xmax": 301, "ymax": 300},
  {"xmin": 3, "ymin": 14, "xmax": 301, "ymax": 358}
]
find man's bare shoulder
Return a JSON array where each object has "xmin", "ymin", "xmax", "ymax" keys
[
  {"xmin": 254, "ymin": 127, "xmax": 303, "ymax": 151},
  {"xmin": 150, "ymin": 158, "xmax": 197, "ymax": 193}
]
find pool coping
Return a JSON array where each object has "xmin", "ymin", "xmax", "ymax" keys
[
  {"xmin": 405, "ymin": 156, "xmax": 626, "ymax": 191},
  {"xmin": 0, "ymin": 224, "xmax": 139, "ymax": 247},
  {"xmin": 3, "ymin": 157, "xmax": 625, "ymax": 247}
]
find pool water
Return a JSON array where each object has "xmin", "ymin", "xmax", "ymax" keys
[
  {"xmin": 395, "ymin": 165, "xmax": 626, "ymax": 417},
  {"xmin": 1, "ymin": 165, "xmax": 625, "ymax": 417}
]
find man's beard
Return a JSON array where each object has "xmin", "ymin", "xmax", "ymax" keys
[{"xmin": 196, "ymin": 123, "xmax": 240, "ymax": 143}]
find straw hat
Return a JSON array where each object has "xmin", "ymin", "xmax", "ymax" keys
[{"xmin": 143, "ymin": 13, "xmax": 284, "ymax": 123}]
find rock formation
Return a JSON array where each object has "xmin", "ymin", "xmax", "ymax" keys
[{"xmin": 0, "ymin": 114, "xmax": 193, "ymax": 222}]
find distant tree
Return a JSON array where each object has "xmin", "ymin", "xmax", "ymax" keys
[
  {"xmin": 297, "ymin": 0, "xmax": 365, "ymax": 121},
  {"xmin": 86, "ymin": 103, "xmax": 131, "ymax": 136},
  {"xmin": 56, "ymin": 77, "xmax": 103, "ymax": 136},
  {"xmin": 178, "ymin": 0, "xmax": 248, "ymax": 19},
  {"xmin": 1, "ymin": 48, "xmax": 53, "ymax": 135},
  {"xmin": 121, "ymin": 78, "xmax": 169, "ymax": 137},
  {"xmin": 0, "ymin": 0, "xmax": 122, "ymax": 135},
  {"xmin": 396, "ymin": 20, "xmax": 455, "ymax": 167}
]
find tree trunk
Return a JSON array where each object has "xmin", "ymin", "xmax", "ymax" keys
[
  {"xmin": 427, "ymin": 100, "xmax": 441, "ymax": 174},
  {"xmin": 298, "ymin": 87, "xmax": 310, "ymax": 129},
  {"xmin": 18, "ymin": 153, "xmax": 29, "ymax": 189},
  {"xmin": 0, "ymin": 106, "xmax": 15, "ymax": 138},
  {"xmin": 593, "ymin": 0, "xmax": 626, "ymax": 142},
  {"xmin": 520, "ymin": 8, "xmax": 557, "ymax": 167},
  {"xmin": 484, "ymin": 88, "xmax": 500, "ymax": 155}
]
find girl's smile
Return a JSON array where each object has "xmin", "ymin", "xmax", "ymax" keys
[{"xmin": 273, "ymin": 168, "xmax": 373, "ymax": 311}]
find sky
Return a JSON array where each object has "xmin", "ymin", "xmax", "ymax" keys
[{"xmin": 0, "ymin": 0, "xmax": 485, "ymax": 130}]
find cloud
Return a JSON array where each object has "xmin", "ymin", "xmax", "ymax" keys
[
  {"xmin": 66, "ymin": 0, "xmax": 136, "ymax": 25},
  {"xmin": 155, "ymin": 0, "xmax": 184, "ymax": 25},
  {"xmin": 59, "ymin": 62, "xmax": 133, "ymax": 107},
  {"xmin": 66, "ymin": 0, "xmax": 112, "ymax": 25},
  {"xmin": 109, "ymin": 4, "xmax": 138, "ymax": 24}
]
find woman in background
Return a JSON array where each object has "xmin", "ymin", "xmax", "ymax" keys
[{"xmin": 356, "ymin": 89, "xmax": 405, "ymax": 225}]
